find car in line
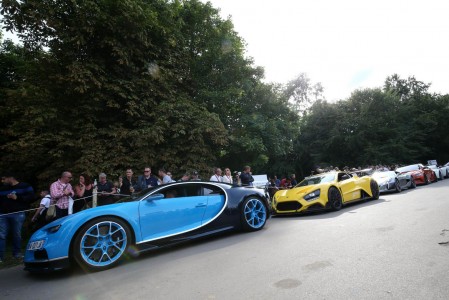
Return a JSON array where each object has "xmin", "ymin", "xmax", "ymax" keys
[
  {"xmin": 396, "ymin": 164, "xmax": 437, "ymax": 185},
  {"xmin": 24, "ymin": 181, "xmax": 270, "ymax": 272},
  {"xmin": 427, "ymin": 165, "xmax": 445, "ymax": 180},
  {"xmin": 271, "ymin": 171, "xmax": 379, "ymax": 215},
  {"xmin": 371, "ymin": 170, "xmax": 415, "ymax": 193}
]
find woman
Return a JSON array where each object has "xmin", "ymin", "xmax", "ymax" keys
[
  {"xmin": 74, "ymin": 173, "xmax": 93, "ymax": 213},
  {"xmin": 222, "ymin": 168, "xmax": 233, "ymax": 184}
]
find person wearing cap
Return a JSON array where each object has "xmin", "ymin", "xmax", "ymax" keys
[
  {"xmin": 0, "ymin": 172, "xmax": 35, "ymax": 262},
  {"xmin": 191, "ymin": 170, "xmax": 200, "ymax": 181}
]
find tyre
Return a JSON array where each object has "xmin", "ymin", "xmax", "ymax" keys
[
  {"xmin": 370, "ymin": 179, "xmax": 380, "ymax": 200},
  {"xmin": 394, "ymin": 180, "xmax": 401, "ymax": 193},
  {"xmin": 241, "ymin": 197, "xmax": 267, "ymax": 232},
  {"xmin": 439, "ymin": 171, "xmax": 443, "ymax": 180},
  {"xmin": 326, "ymin": 187, "xmax": 342, "ymax": 211},
  {"xmin": 410, "ymin": 179, "xmax": 416, "ymax": 189},
  {"xmin": 72, "ymin": 217, "xmax": 131, "ymax": 272}
]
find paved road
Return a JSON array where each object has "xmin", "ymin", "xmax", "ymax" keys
[{"xmin": 1, "ymin": 180, "xmax": 449, "ymax": 299}]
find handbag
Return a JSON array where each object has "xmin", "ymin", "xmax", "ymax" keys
[{"xmin": 46, "ymin": 204, "xmax": 56, "ymax": 221}]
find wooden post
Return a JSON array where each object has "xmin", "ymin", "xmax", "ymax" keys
[{"xmin": 92, "ymin": 179, "xmax": 98, "ymax": 208}]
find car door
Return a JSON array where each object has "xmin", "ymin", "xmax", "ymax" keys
[
  {"xmin": 201, "ymin": 184, "xmax": 226, "ymax": 225},
  {"xmin": 338, "ymin": 173, "xmax": 359, "ymax": 202},
  {"xmin": 138, "ymin": 183, "xmax": 208, "ymax": 242}
]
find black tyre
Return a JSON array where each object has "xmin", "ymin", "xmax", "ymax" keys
[
  {"xmin": 327, "ymin": 187, "xmax": 342, "ymax": 211},
  {"xmin": 410, "ymin": 179, "xmax": 416, "ymax": 189},
  {"xmin": 370, "ymin": 179, "xmax": 380, "ymax": 200},
  {"xmin": 72, "ymin": 217, "xmax": 132, "ymax": 272},
  {"xmin": 439, "ymin": 171, "xmax": 443, "ymax": 181},
  {"xmin": 241, "ymin": 197, "xmax": 267, "ymax": 232},
  {"xmin": 394, "ymin": 180, "xmax": 401, "ymax": 193}
]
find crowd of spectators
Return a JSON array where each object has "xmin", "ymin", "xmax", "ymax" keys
[{"xmin": 0, "ymin": 165, "xmax": 258, "ymax": 262}]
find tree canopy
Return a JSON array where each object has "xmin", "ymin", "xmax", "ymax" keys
[{"xmin": 1, "ymin": 1, "xmax": 448, "ymax": 187}]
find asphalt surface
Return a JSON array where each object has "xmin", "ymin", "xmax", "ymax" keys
[{"xmin": 1, "ymin": 180, "xmax": 449, "ymax": 299}]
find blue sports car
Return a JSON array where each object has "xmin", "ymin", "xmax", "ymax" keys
[{"xmin": 24, "ymin": 181, "xmax": 269, "ymax": 272}]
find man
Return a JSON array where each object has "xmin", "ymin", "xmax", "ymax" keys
[
  {"xmin": 120, "ymin": 169, "xmax": 137, "ymax": 195},
  {"xmin": 191, "ymin": 170, "xmax": 200, "ymax": 181},
  {"xmin": 210, "ymin": 167, "xmax": 222, "ymax": 182},
  {"xmin": 240, "ymin": 166, "xmax": 254, "ymax": 186},
  {"xmin": 137, "ymin": 167, "xmax": 159, "ymax": 191},
  {"xmin": 291, "ymin": 174, "xmax": 298, "ymax": 186},
  {"xmin": 97, "ymin": 173, "xmax": 116, "ymax": 206},
  {"xmin": 31, "ymin": 189, "xmax": 51, "ymax": 229},
  {"xmin": 0, "ymin": 172, "xmax": 35, "ymax": 262},
  {"xmin": 50, "ymin": 171, "xmax": 74, "ymax": 220},
  {"xmin": 178, "ymin": 172, "xmax": 191, "ymax": 182},
  {"xmin": 158, "ymin": 168, "xmax": 175, "ymax": 184}
]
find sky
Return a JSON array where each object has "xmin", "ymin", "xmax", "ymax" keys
[
  {"xmin": 204, "ymin": 0, "xmax": 449, "ymax": 101},
  {"xmin": 2, "ymin": 1, "xmax": 448, "ymax": 101}
]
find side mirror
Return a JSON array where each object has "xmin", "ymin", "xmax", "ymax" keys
[{"xmin": 145, "ymin": 193, "xmax": 164, "ymax": 202}]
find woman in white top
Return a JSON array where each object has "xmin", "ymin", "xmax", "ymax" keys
[{"xmin": 221, "ymin": 168, "xmax": 233, "ymax": 184}]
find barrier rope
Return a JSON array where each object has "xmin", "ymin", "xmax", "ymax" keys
[{"xmin": 0, "ymin": 193, "xmax": 133, "ymax": 217}]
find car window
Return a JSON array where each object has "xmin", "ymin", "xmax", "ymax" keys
[
  {"xmin": 298, "ymin": 173, "xmax": 336, "ymax": 186},
  {"xmin": 202, "ymin": 184, "xmax": 224, "ymax": 196}
]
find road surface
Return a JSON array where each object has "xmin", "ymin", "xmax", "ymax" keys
[{"xmin": 1, "ymin": 180, "xmax": 449, "ymax": 299}]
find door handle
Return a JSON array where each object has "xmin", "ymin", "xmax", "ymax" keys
[{"xmin": 195, "ymin": 203, "xmax": 207, "ymax": 208}]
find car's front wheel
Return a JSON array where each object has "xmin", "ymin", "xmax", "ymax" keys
[
  {"xmin": 241, "ymin": 197, "xmax": 267, "ymax": 232},
  {"xmin": 327, "ymin": 187, "xmax": 342, "ymax": 211},
  {"xmin": 370, "ymin": 179, "xmax": 380, "ymax": 200},
  {"xmin": 410, "ymin": 178, "xmax": 416, "ymax": 189},
  {"xmin": 72, "ymin": 217, "xmax": 131, "ymax": 272},
  {"xmin": 394, "ymin": 180, "xmax": 401, "ymax": 193}
]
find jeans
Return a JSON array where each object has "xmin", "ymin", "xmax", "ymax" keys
[{"xmin": 0, "ymin": 212, "xmax": 26, "ymax": 260}]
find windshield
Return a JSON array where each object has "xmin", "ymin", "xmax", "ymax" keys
[
  {"xmin": 297, "ymin": 173, "xmax": 336, "ymax": 187},
  {"xmin": 115, "ymin": 186, "xmax": 158, "ymax": 203},
  {"xmin": 396, "ymin": 165, "xmax": 419, "ymax": 173},
  {"xmin": 372, "ymin": 171, "xmax": 395, "ymax": 180}
]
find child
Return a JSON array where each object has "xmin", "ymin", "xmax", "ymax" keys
[{"xmin": 31, "ymin": 190, "xmax": 52, "ymax": 229}]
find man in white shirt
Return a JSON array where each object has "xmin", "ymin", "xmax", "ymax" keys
[
  {"xmin": 210, "ymin": 168, "xmax": 222, "ymax": 182},
  {"xmin": 31, "ymin": 190, "xmax": 51, "ymax": 228}
]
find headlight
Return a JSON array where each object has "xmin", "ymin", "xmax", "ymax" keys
[
  {"xmin": 47, "ymin": 224, "xmax": 61, "ymax": 233},
  {"xmin": 304, "ymin": 190, "xmax": 320, "ymax": 201}
]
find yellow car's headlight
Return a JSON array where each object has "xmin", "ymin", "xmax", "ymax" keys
[{"xmin": 304, "ymin": 189, "xmax": 320, "ymax": 201}]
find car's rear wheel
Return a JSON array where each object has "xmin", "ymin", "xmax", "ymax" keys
[
  {"xmin": 439, "ymin": 171, "xmax": 443, "ymax": 180},
  {"xmin": 394, "ymin": 180, "xmax": 401, "ymax": 193},
  {"xmin": 241, "ymin": 197, "xmax": 267, "ymax": 232},
  {"xmin": 327, "ymin": 187, "xmax": 342, "ymax": 211},
  {"xmin": 370, "ymin": 179, "xmax": 380, "ymax": 200},
  {"xmin": 73, "ymin": 217, "xmax": 131, "ymax": 272}
]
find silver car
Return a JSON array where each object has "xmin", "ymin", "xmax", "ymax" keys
[{"xmin": 371, "ymin": 171, "xmax": 416, "ymax": 193}]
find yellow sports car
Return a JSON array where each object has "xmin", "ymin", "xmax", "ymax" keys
[{"xmin": 272, "ymin": 171, "xmax": 379, "ymax": 214}]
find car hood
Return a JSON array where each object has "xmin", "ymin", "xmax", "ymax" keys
[{"xmin": 275, "ymin": 185, "xmax": 320, "ymax": 201}]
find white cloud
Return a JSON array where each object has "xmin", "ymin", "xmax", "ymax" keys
[{"xmin": 206, "ymin": 0, "xmax": 449, "ymax": 100}]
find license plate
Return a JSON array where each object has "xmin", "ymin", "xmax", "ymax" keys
[{"xmin": 28, "ymin": 240, "xmax": 44, "ymax": 250}]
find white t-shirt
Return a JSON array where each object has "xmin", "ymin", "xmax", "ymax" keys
[
  {"xmin": 221, "ymin": 175, "xmax": 233, "ymax": 184},
  {"xmin": 39, "ymin": 195, "xmax": 51, "ymax": 215},
  {"xmin": 210, "ymin": 175, "xmax": 222, "ymax": 182},
  {"xmin": 162, "ymin": 175, "xmax": 175, "ymax": 184}
]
